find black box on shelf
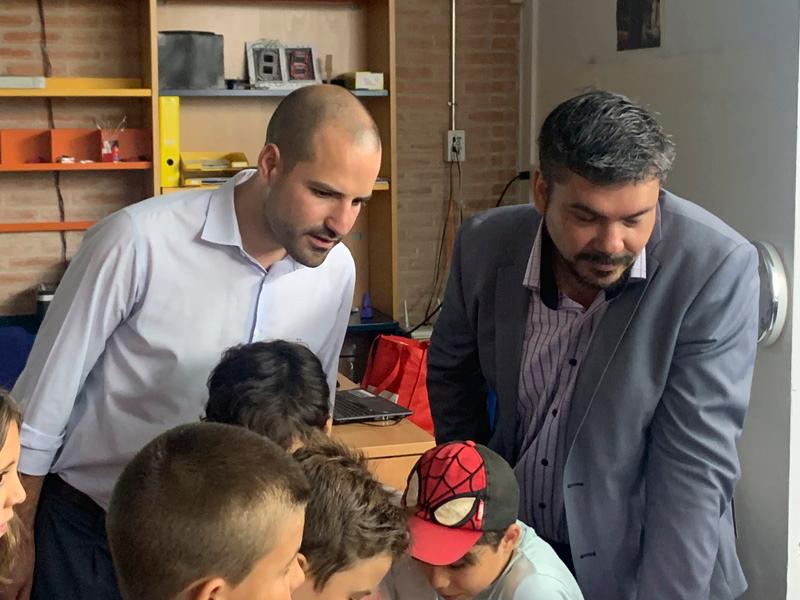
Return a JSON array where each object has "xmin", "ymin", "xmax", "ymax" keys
[{"xmin": 158, "ymin": 31, "xmax": 224, "ymax": 90}]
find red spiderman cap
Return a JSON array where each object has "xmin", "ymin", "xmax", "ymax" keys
[{"xmin": 401, "ymin": 440, "xmax": 519, "ymax": 565}]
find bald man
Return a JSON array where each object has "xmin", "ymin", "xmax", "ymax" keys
[{"xmin": 8, "ymin": 85, "xmax": 382, "ymax": 599}]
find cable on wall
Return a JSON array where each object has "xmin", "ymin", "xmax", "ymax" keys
[
  {"xmin": 410, "ymin": 146, "xmax": 462, "ymax": 333},
  {"xmin": 495, "ymin": 170, "xmax": 531, "ymax": 208},
  {"xmin": 409, "ymin": 0, "xmax": 461, "ymax": 333},
  {"xmin": 36, "ymin": 0, "xmax": 68, "ymax": 268}
]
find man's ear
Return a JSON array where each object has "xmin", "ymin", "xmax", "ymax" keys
[
  {"xmin": 181, "ymin": 576, "xmax": 228, "ymax": 600},
  {"xmin": 257, "ymin": 143, "xmax": 281, "ymax": 182},
  {"xmin": 532, "ymin": 169, "xmax": 548, "ymax": 214}
]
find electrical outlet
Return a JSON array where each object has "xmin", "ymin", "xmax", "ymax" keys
[{"xmin": 445, "ymin": 130, "xmax": 466, "ymax": 162}]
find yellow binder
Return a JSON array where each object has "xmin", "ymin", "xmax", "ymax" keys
[{"xmin": 159, "ymin": 96, "xmax": 180, "ymax": 188}]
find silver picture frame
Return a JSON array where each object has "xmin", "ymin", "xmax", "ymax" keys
[{"xmin": 246, "ymin": 41, "xmax": 321, "ymax": 89}]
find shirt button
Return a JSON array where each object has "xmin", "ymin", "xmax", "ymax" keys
[
  {"xmin": 552, "ymin": 409, "xmax": 558, "ymax": 417},
  {"xmin": 539, "ymin": 502, "xmax": 547, "ymax": 509},
  {"xmin": 541, "ymin": 459, "xmax": 549, "ymax": 466},
  {"xmin": 568, "ymin": 358, "xmax": 578, "ymax": 366}
]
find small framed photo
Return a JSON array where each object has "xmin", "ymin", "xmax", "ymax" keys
[
  {"xmin": 246, "ymin": 41, "xmax": 321, "ymax": 89},
  {"xmin": 283, "ymin": 45, "xmax": 321, "ymax": 84},
  {"xmin": 246, "ymin": 40, "xmax": 286, "ymax": 88}
]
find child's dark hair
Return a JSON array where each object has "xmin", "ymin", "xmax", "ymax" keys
[
  {"xmin": 449, "ymin": 530, "xmax": 507, "ymax": 568},
  {"xmin": 205, "ymin": 340, "xmax": 330, "ymax": 450},
  {"xmin": 292, "ymin": 441, "xmax": 409, "ymax": 590}
]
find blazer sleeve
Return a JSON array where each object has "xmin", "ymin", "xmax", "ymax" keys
[
  {"xmin": 637, "ymin": 242, "xmax": 758, "ymax": 599},
  {"xmin": 426, "ymin": 224, "xmax": 491, "ymax": 444}
]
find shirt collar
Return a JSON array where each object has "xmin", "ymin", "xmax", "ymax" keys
[
  {"xmin": 199, "ymin": 169, "xmax": 304, "ymax": 274},
  {"xmin": 523, "ymin": 222, "xmax": 648, "ymax": 307},
  {"xmin": 200, "ymin": 169, "xmax": 257, "ymax": 248}
]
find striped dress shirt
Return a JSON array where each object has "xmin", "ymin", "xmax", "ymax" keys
[{"xmin": 515, "ymin": 225, "xmax": 646, "ymax": 543}]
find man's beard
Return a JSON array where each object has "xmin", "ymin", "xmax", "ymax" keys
[
  {"xmin": 262, "ymin": 186, "xmax": 341, "ymax": 267},
  {"xmin": 280, "ymin": 224, "xmax": 342, "ymax": 267},
  {"xmin": 563, "ymin": 250, "xmax": 635, "ymax": 293}
]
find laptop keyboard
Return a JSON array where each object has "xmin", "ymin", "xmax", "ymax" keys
[{"xmin": 335, "ymin": 396, "xmax": 374, "ymax": 418}]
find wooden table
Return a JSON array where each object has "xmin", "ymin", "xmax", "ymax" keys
[{"xmin": 332, "ymin": 374, "xmax": 435, "ymax": 490}]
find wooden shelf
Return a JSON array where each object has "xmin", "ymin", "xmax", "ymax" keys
[
  {"xmin": 162, "ymin": 179, "xmax": 390, "ymax": 194},
  {"xmin": 0, "ymin": 89, "xmax": 151, "ymax": 98},
  {"xmin": 0, "ymin": 162, "xmax": 152, "ymax": 172},
  {"xmin": 0, "ymin": 77, "xmax": 151, "ymax": 98},
  {"xmin": 161, "ymin": 185, "xmax": 219, "ymax": 193},
  {"xmin": 160, "ymin": 88, "xmax": 388, "ymax": 97},
  {"xmin": 0, "ymin": 128, "xmax": 152, "ymax": 170},
  {"xmin": 0, "ymin": 221, "xmax": 94, "ymax": 234}
]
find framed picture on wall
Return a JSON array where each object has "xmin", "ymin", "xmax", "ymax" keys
[{"xmin": 617, "ymin": 0, "xmax": 661, "ymax": 51}]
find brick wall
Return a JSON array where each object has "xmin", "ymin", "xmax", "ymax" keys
[
  {"xmin": 0, "ymin": 0, "xmax": 521, "ymax": 318},
  {"xmin": 396, "ymin": 1, "xmax": 521, "ymax": 326},
  {"xmin": 0, "ymin": 0, "xmax": 147, "ymax": 314}
]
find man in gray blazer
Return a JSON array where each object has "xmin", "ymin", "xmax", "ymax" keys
[{"xmin": 427, "ymin": 91, "xmax": 758, "ymax": 600}]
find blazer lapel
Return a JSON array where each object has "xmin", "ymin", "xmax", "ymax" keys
[
  {"xmin": 495, "ymin": 262, "xmax": 531, "ymax": 411},
  {"xmin": 493, "ymin": 217, "xmax": 537, "ymax": 463}
]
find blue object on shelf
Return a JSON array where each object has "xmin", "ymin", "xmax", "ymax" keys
[
  {"xmin": 359, "ymin": 291, "xmax": 373, "ymax": 320},
  {"xmin": 346, "ymin": 309, "xmax": 399, "ymax": 334}
]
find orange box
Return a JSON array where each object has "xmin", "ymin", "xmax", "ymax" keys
[
  {"xmin": 0, "ymin": 129, "xmax": 51, "ymax": 165},
  {"xmin": 0, "ymin": 128, "xmax": 151, "ymax": 166},
  {"xmin": 106, "ymin": 128, "xmax": 151, "ymax": 162},
  {"xmin": 51, "ymin": 129, "xmax": 101, "ymax": 162}
]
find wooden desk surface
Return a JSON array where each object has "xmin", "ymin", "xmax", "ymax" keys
[
  {"xmin": 332, "ymin": 374, "xmax": 435, "ymax": 488},
  {"xmin": 336, "ymin": 372, "xmax": 359, "ymax": 391},
  {"xmin": 332, "ymin": 419, "xmax": 435, "ymax": 459}
]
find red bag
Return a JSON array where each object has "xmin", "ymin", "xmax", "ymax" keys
[{"xmin": 360, "ymin": 335, "xmax": 434, "ymax": 435}]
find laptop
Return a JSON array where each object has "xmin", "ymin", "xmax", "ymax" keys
[{"xmin": 333, "ymin": 387, "xmax": 413, "ymax": 424}]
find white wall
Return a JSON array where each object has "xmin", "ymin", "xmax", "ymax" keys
[{"xmin": 531, "ymin": 1, "xmax": 800, "ymax": 597}]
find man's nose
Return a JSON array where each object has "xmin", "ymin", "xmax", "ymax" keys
[
  {"xmin": 594, "ymin": 223, "xmax": 625, "ymax": 256},
  {"xmin": 324, "ymin": 199, "xmax": 360, "ymax": 238}
]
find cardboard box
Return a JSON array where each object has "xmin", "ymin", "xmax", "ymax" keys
[{"xmin": 338, "ymin": 71, "xmax": 384, "ymax": 91}]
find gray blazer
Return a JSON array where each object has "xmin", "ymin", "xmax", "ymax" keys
[{"xmin": 427, "ymin": 190, "xmax": 758, "ymax": 600}]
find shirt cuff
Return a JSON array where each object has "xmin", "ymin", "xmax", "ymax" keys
[{"xmin": 18, "ymin": 422, "xmax": 63, "ymax": 476}]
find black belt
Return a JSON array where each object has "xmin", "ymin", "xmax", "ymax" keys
[{"xmin": 46, "ymin": 474, "xmax": 105, "ymax": 521}]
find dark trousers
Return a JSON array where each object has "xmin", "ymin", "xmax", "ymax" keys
[
  {"xmin": 31, "ymin": 474, "xmax": 121, "ymax": 600},
  {"xmin": 543, "ymin": 537, "xmax": 575, "ymax": 575}
]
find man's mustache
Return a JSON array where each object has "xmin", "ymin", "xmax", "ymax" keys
[
  {"xmin": 576, "ymin": 252, "xmax": 634, "ymax": 267},
  {"xmin": 306, "ymin": 227, "xmax": 341, "ymax": 244}
]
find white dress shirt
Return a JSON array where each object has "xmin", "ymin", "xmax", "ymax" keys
[{"xmin": 13, "ymin": 170, "xmax": 355, "ymax": 509}]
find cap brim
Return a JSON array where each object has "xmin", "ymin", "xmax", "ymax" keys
[{"xmin": 407, "ymin": 515, "xmax": 482, "ymax": 566}]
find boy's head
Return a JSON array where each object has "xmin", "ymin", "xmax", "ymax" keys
[
  {"xmin": 291, "ymin": 441, "xmax": 410, "ymax": 600},
  {"xmin": 401, "ymin": 441, "xmax": 521, "ymax": 600},
  {"xmin": 107, "ymin": 422, "xmax": 310, "ymax": 600},
  {"xmin": 205, "ymin": 340, "xmax": 331, "ymax": 450}
]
